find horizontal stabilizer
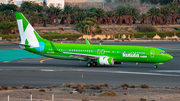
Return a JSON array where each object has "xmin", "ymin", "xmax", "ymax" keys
[{"xmin": 12, "ymin": 43, "xmax": 31, "ymax": 47}]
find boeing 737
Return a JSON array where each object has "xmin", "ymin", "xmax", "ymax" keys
[{"xmin": 15, "ymin": 12, "xmax": 173, "ymax": 68}]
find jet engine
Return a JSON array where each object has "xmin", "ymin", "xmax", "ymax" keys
[{"xmin": 97, "ymin": 57, "xmax": 114, "ymax": 65}]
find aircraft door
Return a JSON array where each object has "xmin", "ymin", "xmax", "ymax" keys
[{"xmin": 150, "ymin": 50, "xmax": 155, "ymax": 58}]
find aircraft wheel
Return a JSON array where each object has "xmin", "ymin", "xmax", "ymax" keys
[
  {"xmin": 92, "ymin": 62, "xmax": 97, "ymax": 67},
  {"xmin": 95, "ymin": 62, "xmax": 97, "ymax": 66},
  {"xmin": 86, "ymin": 62, "xmax": 91, "ymax": 67},
  {"xmin": 154, "ymin": 65, "xmax": 158, "ymax": 69}
]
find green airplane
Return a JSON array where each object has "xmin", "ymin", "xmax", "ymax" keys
[{"xmin": 15, "ymin": 12, "xmax": 173, "ymax": 68}]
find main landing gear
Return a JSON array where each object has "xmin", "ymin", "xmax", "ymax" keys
[{"xmin": 86, "ymin": 60, "xmax": 97, "ymax": 67}]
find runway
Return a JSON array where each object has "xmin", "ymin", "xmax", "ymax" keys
[{"xmin": 0, "ymin": 41, "xmax": 180, "ymax": 87}]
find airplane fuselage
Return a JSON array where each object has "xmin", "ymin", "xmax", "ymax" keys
[{"xmin": 25, "ymin": 42, "xmax": 173, "ymax": 64}]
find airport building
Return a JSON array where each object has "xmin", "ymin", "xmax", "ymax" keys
[
  {"xmin": 0, "ymin": 0, "xmax": 159, "ymax": 13},
  {"xmin": 0, "ymin": 0, "xmax": 64, "ymax": 9},
  {"xmin": 45, "ymin": 0, "xmax": 64, "ymax": 9},
  {"xmin": 15, "ymin": 0, "xmax": 44, "ymax": 6},
  {"xmin": 65, "ymin": 0, "xmax": 104, "ymax": 9},
  {"xmin": 0, "ymin": 0, "xmax": 10, "ymax": 4}
]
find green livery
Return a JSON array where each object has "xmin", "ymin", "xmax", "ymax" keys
[{"xmin": 15, "ymin": 12, "xmax": 173, "ymax": 68}]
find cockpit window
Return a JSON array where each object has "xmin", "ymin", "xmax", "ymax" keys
[{"xmin": 159, "ymin": 52, "xmax": 167, "ymax": 54}]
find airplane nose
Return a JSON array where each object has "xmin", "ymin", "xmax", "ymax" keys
[{"xmin": 166, "ymin": 54, "xmax": 173, "ymax": 61}]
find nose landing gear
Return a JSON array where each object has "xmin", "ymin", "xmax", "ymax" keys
[
  {"xmin": 154, "ymin": 65, "xmax": 158, "ymax": 69},
  {"xmin": 154, "ymin": 63, "xmax": 163, "ymax": 69}
]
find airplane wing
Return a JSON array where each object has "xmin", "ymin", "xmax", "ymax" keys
[
  {"xmin": 63, "ymin": 52, "xmax": 102, "ymax": 59},
  {"xmin": 50, "ymin": 42, "xmax": 106, "ymax": 60}
]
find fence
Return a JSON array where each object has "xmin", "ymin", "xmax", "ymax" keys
[{"xmin": 0, "ymin": 94, "xmax": 69, "ymax": 101}]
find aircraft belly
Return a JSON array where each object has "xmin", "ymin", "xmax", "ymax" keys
[
  {"xmin": 42, "ymin": 54, "xmax": 79, "ymax": 60},
  {"xmin": 114, "ymin": 57, "xmax": 149, "ymax": 63}
]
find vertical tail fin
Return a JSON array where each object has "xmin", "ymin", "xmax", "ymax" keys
[{"xmin": 15, "ymin": 12, "xmax": 42, "ymax": 47}]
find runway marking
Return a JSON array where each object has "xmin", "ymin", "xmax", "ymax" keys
[
  {"xmin": 3, "ymin": 61, "xmax": 9, "ymax": 63},
  {"xmin": 17, "ymin": 61, "xmax": 40, "ymax": 63},
  {"xmin": 21, "ymin": 58, "xmax": 45, "ymax": 60},
  {"xmin": 17, "ymin": 57, "xmax": 51, "ymax": 63},
  {"xmin": 71, "ymin": 69, "xmax": 180, "ymax": 77},
  {"xmin": 40, "ymin": 69, "xmax": 55, "ymax": 71},
  {"xmin": 150, "ymin": 70, "xmax": 180, "ymax": 73},
  {"xmin": 12, "ymin": 48, "xmax": 22, "ymax": 50},
  {"xmin": 165, "ymin": 49, "xmax": 180, "ymax": 51},
  {"xmin": 40, "ymin": 58, "xmax": 53, "ymax": 63},
  {"xmin": 156, "ymin": 47, "xmax": 180, "ymax": 49}
]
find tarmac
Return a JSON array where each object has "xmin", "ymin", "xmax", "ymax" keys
[{"xmin": 0, "ymin": 41, "xmax": 180, "ymax": 87}]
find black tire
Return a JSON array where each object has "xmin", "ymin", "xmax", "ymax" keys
[
  {"xmin": 92, "ymin": 62, "xmax": 97, "ymax": 67},
  {"xmin": 95, "ymin": 62, "xmax": 97, "ymax": 66},
  {"xmin": 154, "ymin": 65, "xmax": 158, "ymax": 69},
  {"xmin": 86, "ymin": 62, "xmax": 91, "ymax": 67}
]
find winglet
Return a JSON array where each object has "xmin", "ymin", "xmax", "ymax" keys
[{"xmin": 85, "ymin": 38, "xmax": 90, "ymax": 45}]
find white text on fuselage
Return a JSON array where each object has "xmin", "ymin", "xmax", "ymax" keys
[{"xmin": 123, "ymin": 53, "xmax": 139, "ymax": 58}]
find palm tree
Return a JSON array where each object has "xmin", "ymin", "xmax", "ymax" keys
[
  {"xmin": 58, "ymin": 10, "xmax": 65, "ymax": 25},
  {"xmin": 138, "ymin": 13, "xmax": 148, "ymax": 25},
  {"xmin": 147, "ymin": 7, "xmax": 161, "ymax": 25},
  {"xmin": 105, "ymin": 11, "xmax": 115, "ymax": 25},
  {"xmin": 126, "ymin": 6, "xmax": 139, "ymax": 25},
  {"xmin": 74, "ymin": 6, "xmax": 87, "ymax": 23},
  {"xmin": 76, "ymin": 17, "xmax": 102, "ymax": 36},
  {"xmin": 0, "ymin": 10, "xmax": 15, "ymax": 22},
  {"xmin": 177, "ymin": 8, "xmax": 180, "ymax": 23},
  {"xmin": 34, "ymin": 3, "xmax": 43, "ymax": 13},
  {"xmin": 86, "ymin": 7, "xmax": 96, "ymax": 18},
  {"xmin": 39, "ymin": 13, "xmax": 48, "ymax": 27},
  {"xmin": 160, "ymin": 6, "xmax": 170, "ymax": 25},
  {"xmin": 0, "ymin": 10, "xmax": 9, "ymax": 22},
  {"xmin": 20, "ymin": 2, "xmax": 41, "ymax": 13},
  {"xmin": 20, "ymin": 2, "xmax": 33, "ymax": 13},
  {"xmin": 47, "ymin": 6, "xmax": 56, "ymax": 25},
  {"xmin": 54, "ymin": 7, "xmax": 61, "ymax": 26},
  {"xmin": 0, "ymin": 4, "xmax": 18, "ymax": 12},
  {"xmin": 116, "ymin": 5, "xmax": 126, "ymax": 25},
  {"xmin": 62, "ymin": 5, "xmax": 76, "ymax": 26},
  {"xmin": 29, "ymin": 12, "xmax": 37, "ymax": 27},
  {"xmin": 92, "ymin": 8, "xmax": 105, "ymax": 24},
  {"xmin": 167, "ymin": 2, "xmax": 178, "ymax": 24}
]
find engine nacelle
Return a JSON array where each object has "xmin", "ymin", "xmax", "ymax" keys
[{"xmin": 97, "ymin": 57, "xmax": 114, "ymax": 65}]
